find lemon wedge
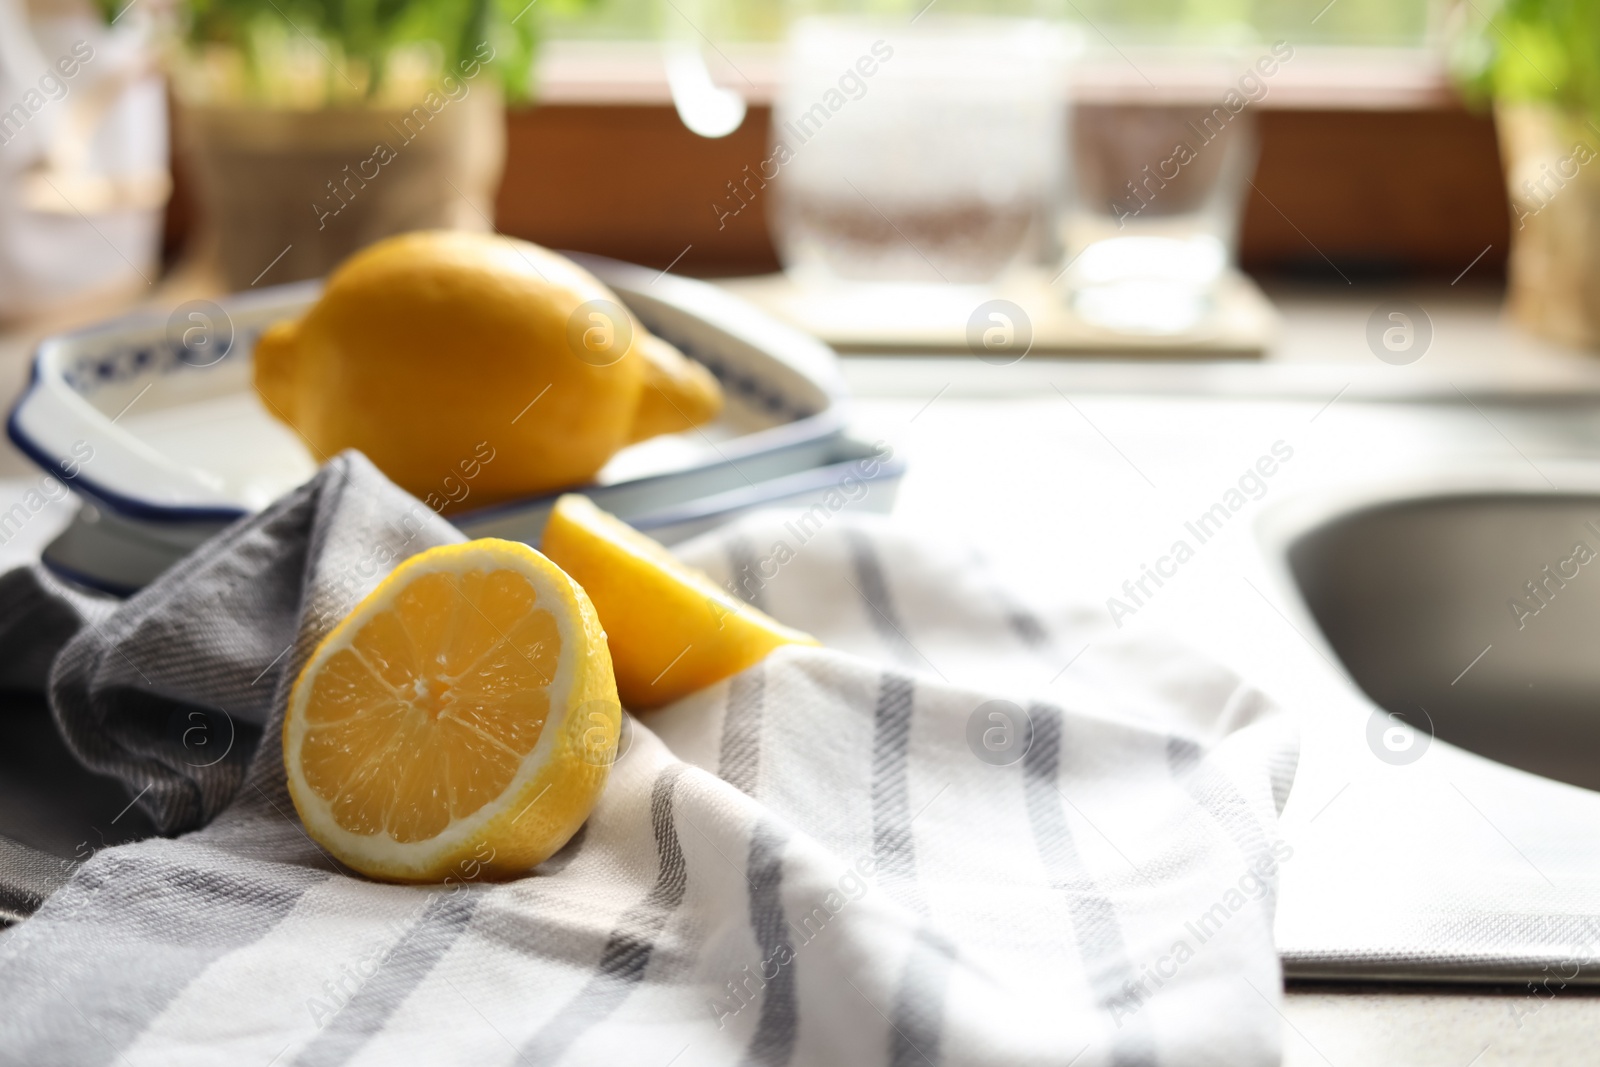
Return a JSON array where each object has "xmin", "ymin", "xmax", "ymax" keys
[
  {"xmin": 540, "ymin": 495, "xmax": 818, "ymax": 710},
  {"xmin": 282, "ymin": 538, "xmax": 619, "ymax": 883}
]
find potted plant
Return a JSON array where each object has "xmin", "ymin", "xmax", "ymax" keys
[
  {"xmin": 1454, "ymin": 0, "xmax": 1600, "ymax": 347},
  {"xmin": 104, "ymin": 0, "xmax": 550, "ymax": 289}
]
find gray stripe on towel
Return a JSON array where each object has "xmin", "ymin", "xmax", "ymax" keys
[
  {"xmin": 870, "ymin": 673, "xmax": 921, "ymax": 910},
  {"xmin": 889, "ymin": 927, "xmax": 958, "ymax": 1067},
  {"xmin": 869, "ymin": 672, "xmax": 952, "ymax": 1067},
  {"xmin": 726, "ymin": 535, "xmax": 769, "ymax": 613},
  {"xmin": 846, "ymin": 531, "xmax": 921, "ymax": 669},
  {"xmin": 1023, "ymin": 703, "xmax": 1156, "ymax": 1067},
  {"xmin": 738, "ymin": 821, "xmax": 799, "ymax": 1067},
  {"xmin": 719, "ymin": 666, "xmax": 767, "ymax": 798}
]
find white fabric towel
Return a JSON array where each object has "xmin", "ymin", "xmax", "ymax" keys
[{"xmin": 0, "ymin": 453, "xmax": 1298, "ymax": 1066}]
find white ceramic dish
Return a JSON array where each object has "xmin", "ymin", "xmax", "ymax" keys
[{"xmin": 10, "ymin": 256, "xmax": 901, "ymax": 593}]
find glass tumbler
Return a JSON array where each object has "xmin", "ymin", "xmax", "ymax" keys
[
  {"xmin": 1061, "ymin": 87, "xmax": 1260, "ymax": 332},
  {"xmin": 769, "ymin": 16, "xmax": 1069, "ymax": 286}
]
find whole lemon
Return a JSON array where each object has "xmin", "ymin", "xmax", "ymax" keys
[{"xmin": 253, "ymin": 230, "xmax": 721, "ymax": 510}]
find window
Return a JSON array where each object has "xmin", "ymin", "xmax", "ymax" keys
[{"xmin": 545, "ymin": 0, "xmax": 1439, "ymax": 47}]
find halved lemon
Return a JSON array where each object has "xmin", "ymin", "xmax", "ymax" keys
[
  {"xmin": 540, "ymin": 494, "xmax": 819, "ymax": 710},
  {"xmin": 283, "ymin": 539, "xmax": 619, "ymax": 884}
]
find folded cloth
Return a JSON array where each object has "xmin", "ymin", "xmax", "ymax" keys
[{"xmin": 0, "ymin": 452, "xmax": 1298, "ymax": 1067}]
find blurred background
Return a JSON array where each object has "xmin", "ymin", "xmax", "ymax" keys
[{"xmin": 0, "ymin": 0, "xmax": 1593, "ymax": 355}]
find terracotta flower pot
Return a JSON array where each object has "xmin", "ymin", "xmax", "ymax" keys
[
  {"xmin": 1496, "ymin": 101, "xmax": 1600, "ymax": 348},
  {"xmin": 177, "ymin": 81, "xmax": 506, "ymax": 290}
]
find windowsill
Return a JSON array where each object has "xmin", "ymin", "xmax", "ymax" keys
[{"xmin": 534, "ymin": 40, "xmax": 1461, "ymax": 111}]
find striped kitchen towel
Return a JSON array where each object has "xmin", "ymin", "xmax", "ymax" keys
[{"xmin": 0, "ymin": 453, "xmax": 1298, "ymax": 1066}]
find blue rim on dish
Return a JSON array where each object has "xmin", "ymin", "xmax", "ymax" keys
[{"xmin": 7, "ymin": 370, "xmax": 252, "ymax": 526}]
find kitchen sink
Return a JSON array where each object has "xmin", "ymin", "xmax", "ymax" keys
[{"xmin": 1290, "ymin": 492, "xmax": 1600, "ymax": 794}]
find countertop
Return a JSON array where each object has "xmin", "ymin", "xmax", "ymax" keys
[
  {"xmin": 831, "ymin": 283, "xmax": 1600, "ymax": 1067},
  {"xmin": 5, "ymin": 278, "xmax": 1600, "ymax": 1066}
]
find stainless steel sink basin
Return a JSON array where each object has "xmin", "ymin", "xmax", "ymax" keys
[{"xmin": 1289, "ymin": 492, "xmax": 1600, "ymax": 793}]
